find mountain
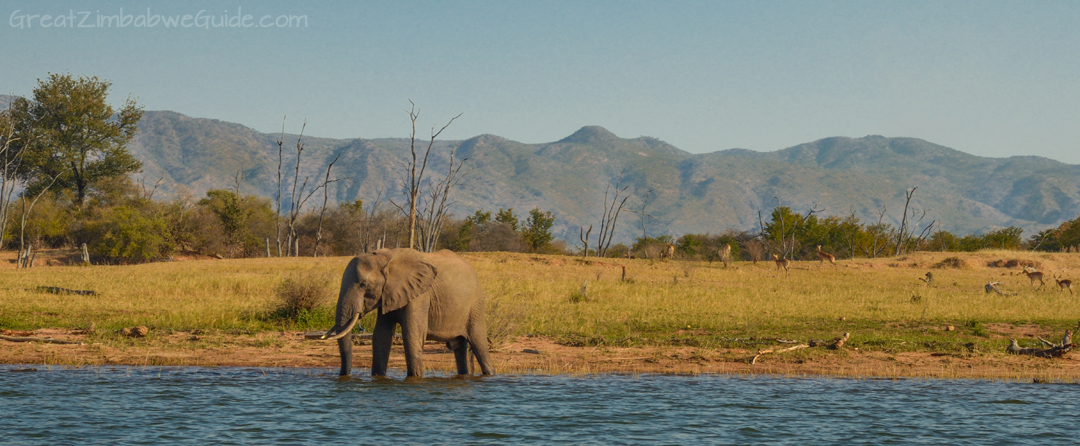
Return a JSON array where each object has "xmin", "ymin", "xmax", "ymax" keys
[
  {"xmin": 6, "ymin": 97, "xmax": 1080, "ymax": 242},
  {"xmin": 124, "ymin": 111, "xmax": 1080, "ymax": 242}
]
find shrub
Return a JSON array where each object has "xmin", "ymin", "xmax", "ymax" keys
[
  {"xmin": 272, "ymin": 273, "xmax": 330, "ymax": 320},
  {"xmin": 84, "ymin": 205, "xmax": 173, "ymax": 263}
]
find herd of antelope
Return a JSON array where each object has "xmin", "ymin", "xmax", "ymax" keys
[
  {"xmin": 1017, "ymin": 266, "xmax": 1073, "ymax": 293},
  {"xmin": 653, "ymin": 240, "xmax": 1074, "ymax": 294}
]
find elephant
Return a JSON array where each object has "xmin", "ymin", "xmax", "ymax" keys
[{"xmin": 321, "ymin": 248, "xmax": 494, "ymax": 377}]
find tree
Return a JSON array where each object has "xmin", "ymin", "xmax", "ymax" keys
[
  {"xmin": 12, "ymin": 73, "xmax": 143, "ymax": 206},
  {"xmin": 417, "ymin": 144, "xmax": 469, "ymax": 253},
  {"xmin": 495, "ymin": 208, "xmax": 519, "ymax": 232},
  {"xmin": 981, "ymin": 226, "xmax": 1023, "ymax": 250},
  {"xmin": 628, "ymin": 189, "xmax": 654, "ymax": 259},
  {"xmin": 0, "ymin": 104, "xmax": 30, "ymax": 250},
  {"xmin": 594, "ymin": 169, "xmax": 631, "ymax": 257},
  {"xmin": 395, "ymin": 101, "xmax": 461, "ymax": 250},
  {"xmin": 522, "ymin": 207, "xmax": 555, "ymax": 253}
]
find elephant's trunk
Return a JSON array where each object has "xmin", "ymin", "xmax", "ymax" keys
[{"xmin": 321, "ymin": 312, "xmax": 360, "ymax": 341}]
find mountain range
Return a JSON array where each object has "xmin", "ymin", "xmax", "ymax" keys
[{"xmin": 5, "ymin": 94, "xmax": 1079, "ymax": 242}]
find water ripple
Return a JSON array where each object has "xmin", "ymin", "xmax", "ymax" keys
[{"xmin": 1, "ymin": 365, "xmax": 1078, "ymax": 444}]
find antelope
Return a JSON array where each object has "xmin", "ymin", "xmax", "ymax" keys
[
  {"xmin": 1022, "ymin": 268, "xmax": 1046, "ymax": 290},
  {"xmin": 1055, "ymin": 275, "xmax": 1073, "ymax": 294},
  {"xmin": 816, "ymin": 245, "xmax": 836, "ymax": 268},
  {"xmin": 772, "ymin": 254, "xmax": 790, "ymax": 274},
  {"xmin": 718, "ymin": 244, "xmax": 732, "ymax": 268},
  {"xmin": 661, "ymin": 243, "xmax": 675, "ymax": 262}
]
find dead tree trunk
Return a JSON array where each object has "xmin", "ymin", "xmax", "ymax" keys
[
  {"xmin": 312, "ymin": 154, "xmax": 342, "ymax": 257},
  {"xmin": 579, "ymin": 225, "xmax": 593, "ymax": 257},
  {"xmin": 595, "ymin": 170, "xmax": 631, "ymax": 258},
  {"xmin": 894, "ymin": 187, "xmax": 916, "ymax": 256},
  {"xmin": 398, "ymin": 101, "xmax": 461, "ymax": 250}
]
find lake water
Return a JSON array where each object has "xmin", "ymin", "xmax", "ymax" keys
[{"xmin": 1, "ymin": 365, "xmax": 1075, "ymax": 444}]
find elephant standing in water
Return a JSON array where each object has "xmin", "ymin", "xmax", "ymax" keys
[{"xmin": 321, "ymin": 248, "xmax": 494, "ymax": 377}]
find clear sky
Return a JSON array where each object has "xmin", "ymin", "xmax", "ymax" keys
[{"xmin": 4, "ymin": 0, "xmax": 1079, "ymax": 163}]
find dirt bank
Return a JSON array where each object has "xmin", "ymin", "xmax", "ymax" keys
[{"xmin": 3, "ymin": 329, "xmax": 1078, "ymax": 381}]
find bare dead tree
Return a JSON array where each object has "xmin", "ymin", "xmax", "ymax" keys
[
  {"xmin": 0, "ymin": 106, "xmax": 31, "ymax": 250},
  {"xmin": 274, "ymin": 120, "xmax": 338, "ymax": 257},
  {"xmin": 863, "ymin": 206, "xmax": 890, "ymax": 258},
  {"xmin": 392, "ymin": 101, "xmax": 461, "ymax": 250},
  {"xmin": 627, "ymin": 189, "xmax": 654, "ymax": 259},
  {"xmin": 911, "ymin": 216, "xmax": 937, "ymax": 252},
  {"xmin": 579, "ymin": 225, "xmax": 593, "ymax": 257},
  {"xmin": 756, "ymin": 209, "xmax": 771, "ymax": 255},
  {"xmin": 274, "ymin": 116, "xmax": 286, "ymax": 256},
  {"xmin": 360, "ymin": 188, "xmax": 386, "ymax": 252},
  {"xmin": 135, "ymin": 170, "xmax": 166, "ymax": 201},
  {"xmin": 595, "ymin": 169, "xmax": 631, "ymax": 257},
  {"xmin": 417, "ymin": 145, "xmax": 470, "ymax": 253},
  {"xmin": 312, "ymin": 153, "xmax": 342, "ymax": 257},
  {"xmin": 231, "ymin": 164, "xmax": 246, "ymax": 196},
  {"xmin": 16, "ymin": 168, "xmax": 65, "ymax": 268},
  {"xmin": 285, "ymin": 122, "xmax": 310, "ymax": 256},
  {"xmin": 894, "ymin": 187, "xmax": 917, "ymax": 256}
]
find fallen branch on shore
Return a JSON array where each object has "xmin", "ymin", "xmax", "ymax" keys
[
  {"xmin": 1008, "ymin": 331, "xmax": 1072, "ymax": 358},
  {"xmin": 829, "ymin": 332, "xmax": 851, "ymax": 350},
  {"xmin": 0, "ymin": 335, "xmax": 84, "ymax": 345},
  {"xmin": 750, "ymin": 344, "xmax": 809, "ymax": 364}
]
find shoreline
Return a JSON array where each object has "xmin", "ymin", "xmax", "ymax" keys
[{"xmin": 3, "ymin": 329, "xmax": 1078, "ymax": 382}]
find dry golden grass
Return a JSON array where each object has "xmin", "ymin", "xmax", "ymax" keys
[{"xmin": 2, "ymin": 249, "xmax": 1078, "ymax": 357}]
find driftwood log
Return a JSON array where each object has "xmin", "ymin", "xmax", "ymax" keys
[
  {"xmin": 750, "ymin": 344, "xmax": 809, "ymax": 364},
  {"xmin": 829, "ymin": 332, "xmax": 851, "ymax": 350},
  {"xmin": 0, "ymin": 335, "xmax": 84, "ymax": 345},
  {"xmin": 1008, "ymin": 330, "xmax": 1072, "ymax": 358},
  {"xmin": 35, "ymin": 286, "xmax": 97, "ymax": 296}
]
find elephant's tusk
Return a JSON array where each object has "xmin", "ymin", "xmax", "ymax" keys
[{"xmin": 320, "ymin": 313, "xmax": 360, "ymax": 341}]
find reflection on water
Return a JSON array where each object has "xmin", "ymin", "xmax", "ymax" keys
[{"xmin": 1, "ymin": 365, "xmax": 1077, "ymax": 444}]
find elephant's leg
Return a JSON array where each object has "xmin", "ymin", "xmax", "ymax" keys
[
  {"xmin": 371, "ymin": 315, "xmax": 396, "ymax": 377},
  {"xmin": 337, "ymin": 334, "xmax": 353, "ymax": 376},
  {"xmin": 399, "ymin": 314, "xmax": 428, "ymax": 377},
  {"xmin": 449, "ymin": 337, "xmax": 469, "ymax": 375},
  {"xmin": 467, "ymin": 314, "xmax": 495, "ymax": 376}
]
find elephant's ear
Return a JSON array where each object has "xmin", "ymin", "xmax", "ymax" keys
[{"xmin": 379, "ymin": 253, "xmax": 437, "ymax": 313}]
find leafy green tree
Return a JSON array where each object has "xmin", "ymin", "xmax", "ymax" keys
[
  {"xmin": 522, "ymin": 207, "xmax": 555, "ymax": 253},
  {"xmin": 84, "ymin": 205, "xmax": 172, "ymax": 263},
  {"xmin": 495, "ymin": 208, "xmax": 519, "ymax": 232},
  {"xmin": 676, "ymin": 233, "xmax": 704, "ymax": 257},
  {"xmin": 452, "ymin": 209, "xmax": 491, "ymax": 251},
  {"xmin": 12, "ymin": 73, "xmax": 143, "ymax": 206},
  {"xmin": 980, "ymin": 226, "xmax": 1023, "ymax": 250},
  {"xmin": 928, "ymin": 229, "xmax": 959, "ymax": 252},
  {"xmin": 1030, "ymin": 214, "xmax": 1080, "ymax": 252},
  {"xmin": 197, "ymin": 189, "xmax": 276, "ymax": 257},
  {"xmin": 957, "ymin": 234, "xmax": 983, "ymax": 252}
]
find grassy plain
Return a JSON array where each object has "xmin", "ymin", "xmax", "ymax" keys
[{"xmin": 2, "ymin": 249, "xmax": 1079, "ymax": 380}]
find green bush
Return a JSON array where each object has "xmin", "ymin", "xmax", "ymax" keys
[{"xmin": 85, "ymin": 205, "xmax": 172, "ymax": 263}]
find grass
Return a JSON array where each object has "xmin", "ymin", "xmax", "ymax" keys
[{"xmin": 1, "ymin": 249, "xmax": 1077, "ymax": 358}]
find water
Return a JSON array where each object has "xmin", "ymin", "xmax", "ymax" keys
[{"xmin": 1, "ymin": 365, "xmax": 1075, "ymax": 445}]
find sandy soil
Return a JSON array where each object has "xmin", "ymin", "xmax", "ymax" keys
[{"xmin": 3, "ymin": 328, "xmax": 1079, "ymax": 381}]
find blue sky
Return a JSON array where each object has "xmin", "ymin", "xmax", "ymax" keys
[{"xmin": 4, "ymin": 0, "xmax": 1079, "ymax": 163}]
